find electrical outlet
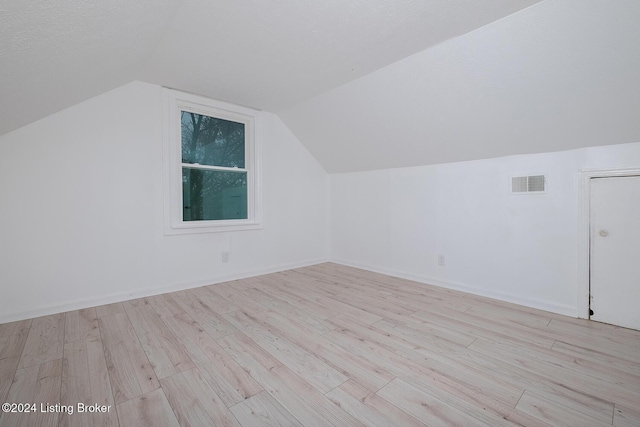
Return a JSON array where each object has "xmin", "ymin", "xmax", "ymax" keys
[
  {"xmin": 438, "ymin": 254, "xmax": 445, "ymax": 266},
  {"xmin": 222, "ymin": 251, "xmax": 230, "ymax": 263}
]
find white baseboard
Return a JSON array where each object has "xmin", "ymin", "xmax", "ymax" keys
[
  {"xmin": 2, "ymin": 256, "xmax": 578, "ymax": 323},
  {"xmin": 331, "ymin": 258, "xmax": 578, "ymax": 317},
  {"xmin": 0, "ymin": 257, "xmax": 329, "ymax": 324}
]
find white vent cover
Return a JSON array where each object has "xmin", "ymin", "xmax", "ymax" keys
[{"xmin": 511, "ymin": 175, "xmax": 546, "ymax": 193}]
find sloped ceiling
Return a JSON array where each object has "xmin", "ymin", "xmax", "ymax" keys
[
  {"xmin": 279, "ymin": 0, "xmax": 640, "ymax": 172},
  {"xmin": 0, "ymin": 0, "xmax": 183, "ymax": 136},
  {"xmin": 3, "ymin": 0, "xmax": 639, "ymax": 173},
  {"xmin": 141, "ymin": 0, "xmax": 541, "ymax": 112},
  {"xmin": 1, "ymin": 0, "xmax": 539, "ymax": 137}
]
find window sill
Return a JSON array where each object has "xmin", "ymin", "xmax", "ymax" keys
[{"xmin": 164, "ymin": 221, "xmax": 263, "ymax": 235}]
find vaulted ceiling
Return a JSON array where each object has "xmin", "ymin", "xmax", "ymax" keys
[
  {"xmin": 2, "ymin": 0, "xmax": 639, "ymax": 172},
  {"xmin": 280, "ymin": 0, "xmax": 640, "ymax": 172},
  {"xmin": 0, "ymin": 0, "xmax": 541, "ymax": 135}
]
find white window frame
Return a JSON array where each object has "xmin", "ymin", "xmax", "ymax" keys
[{"xmin": 162, "ymin": 88, "xmax": 262, "ymax": 235}]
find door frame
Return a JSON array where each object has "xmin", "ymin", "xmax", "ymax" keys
[{"xmin": 578, "ymin": 167, "xmax": 640, "ymax": 319}]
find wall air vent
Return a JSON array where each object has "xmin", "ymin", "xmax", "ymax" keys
[{"xmin": 511, "ymin": 175, "xmax": 546, "ymax": 193}]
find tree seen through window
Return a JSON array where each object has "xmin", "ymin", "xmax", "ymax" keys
[{"xmin": 181, "ymin": 112, "xmax": 247, "ymax": 221}]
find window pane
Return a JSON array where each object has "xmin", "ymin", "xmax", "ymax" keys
[
  {"xmin": 182, "ymin": 169, "xmax": 247, "ymax": 221},
  {"xmin": 181, "ymin": 111, "xmax": 245, "ymax": 168}
]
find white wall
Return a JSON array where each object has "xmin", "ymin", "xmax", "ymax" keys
[
  {"xmin": 3, "ymin": 81, "xmax": 638, "ymax": 324},
  {"xmin": 0, "ymin": 81, "xmax": 329, "ymax": 322},
  {"xmin": 330, "ymin": 142, "xmax": 640, "ymax": 316}
]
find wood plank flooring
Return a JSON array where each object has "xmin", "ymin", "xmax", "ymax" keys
[{"xmin": 1, "ymin": 263, "xmax": 639, "ymax": 426}]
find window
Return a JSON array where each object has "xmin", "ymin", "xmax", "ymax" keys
[{"xmin": 163, "ymin": 88, "xmax": 261, "ymax": 234}]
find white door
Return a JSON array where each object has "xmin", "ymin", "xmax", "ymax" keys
[{"xmin": 590, "ymin": 175, "xmax": 640, "ymax": 330}]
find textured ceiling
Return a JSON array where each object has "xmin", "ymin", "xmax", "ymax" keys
[
  {"xmin": 0, "ymin": 0, "xmax": 183, "ymax": 136},
  {"xmin": 280, "ymin": 0, "xmax": 640, "ymax": 172},
  {"xmin": 0, "ymin": 0, "xmax": 540, "ymax": 137},
  {"xmin": 6, "ymin": 0, "xmax": 636, "ymax": 175},
  {"xmin": 141, "ymin": 0, "xmax": 542, "ymax": 112}
]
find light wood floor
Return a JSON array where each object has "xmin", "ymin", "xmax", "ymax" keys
[{"xmin": 1, "ymin": 263, "xmax": 639, "ymax": 426}]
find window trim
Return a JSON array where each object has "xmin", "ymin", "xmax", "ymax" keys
[{"xmin": 162, "ymin": 88, "xmax": 262, "ymax": 235}]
